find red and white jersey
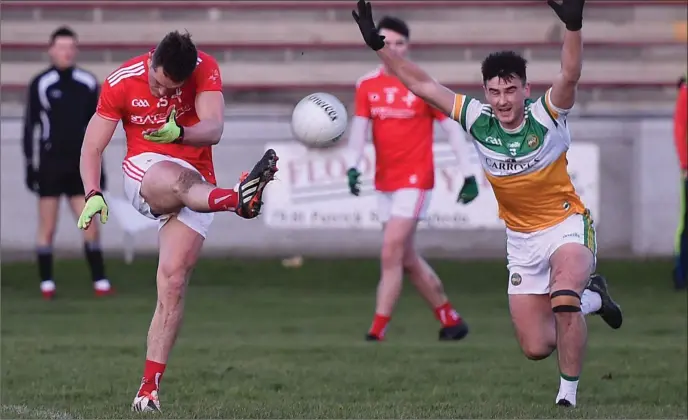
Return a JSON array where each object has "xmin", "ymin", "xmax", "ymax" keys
[
  {"xmin": 96, "ymin": 50, "xmax": 223, "ymax": 184},
  {"xmin": 355, "ymin": 67, "xmax": 447, "ymax": 192}
]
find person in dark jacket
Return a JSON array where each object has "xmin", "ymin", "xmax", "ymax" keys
[{"xmin": 23, "ymin": 26, "xmax": 112, "ymax": 299}]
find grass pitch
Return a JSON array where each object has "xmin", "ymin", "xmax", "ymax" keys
[{"xmin": 1, "ymin": 258, "xmax": 686, "ymax": 419}]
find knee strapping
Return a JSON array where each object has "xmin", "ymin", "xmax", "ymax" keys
[{"xmin": 550, "ymin": 289, "xmax": 581, "ymax": 313}]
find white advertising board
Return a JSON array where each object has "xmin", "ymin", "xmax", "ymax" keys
[{"xmin": 262, "ymin": 141, "xmax": 599, "ymax": 230}]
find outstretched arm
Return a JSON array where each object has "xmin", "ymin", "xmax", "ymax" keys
[
  {"xmin": 547, "ymin": 0, "xmax": 585, "ymax": 110},
  {"xmin": 549, "ymin": 29, "xmax": 582, "ymax": 110},
  {"xmin": 376, "ymin": 47, "xmax": 456, "ymax": 117},
  {"xmin": 353, "ymin": 0, "xmax": 456, "ymax": 116}
]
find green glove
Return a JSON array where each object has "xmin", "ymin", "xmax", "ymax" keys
[
  {"xmin": 77, "ymin": 191, "xmax": 109, "ymax": 230},
  {"xmin": 143, "ymin": 107, "xmax": 183, "ymax": 143},
  {"xmin": 457, "ymin": 176, "xmax": 479, "ymax": 204},
  {"xmin": 347, "ymin": 168, "xmax": 361, "ymax": 196}
]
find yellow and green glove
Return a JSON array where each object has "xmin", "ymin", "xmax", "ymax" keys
[
  {"xmin": 143, "ymin": 107, "xmax": 184, "ymax": 144},
  {"xmin": 457, "ymin": 176, "xmax": 479, "ymax": 204},
  {"xmin": 77, "ymin": 191, "xmax": 109, "ymax": 230}
]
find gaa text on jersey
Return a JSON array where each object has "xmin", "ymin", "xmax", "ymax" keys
[{"xmin": 131, "ymin": 99, "xmax": 150, "ymax": 108}]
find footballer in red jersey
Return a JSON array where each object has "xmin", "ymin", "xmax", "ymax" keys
[
  {"xmin": 77, "ymin": 31, "xmax": 278, "ymax": 412},
  {"xmin": 346, "ymin": 16, "xmax": 479, "ymax": 341}
]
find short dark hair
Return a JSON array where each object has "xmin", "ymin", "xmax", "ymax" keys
[
  {"xmin": 481, "ymin": 51, "xmax": 528, "ymax": 85},
  {"xmin": 151, "ymin": 31, "xmax": 198, "ymax": 84},
  {"xmin": 377, "ymin": 16, "xmax": 410, "ymax": 39},
  {"xmin": 50, "ymin": 26, "xmax": 77, "ymax": 44}
]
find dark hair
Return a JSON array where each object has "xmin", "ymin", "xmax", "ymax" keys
[
  {"xmin": 50, "ymin": 26, "xmax": 77, "ymax": 44},
  {"xmin": 377, "ymin": 16, "xmax": 410, "ymax": 39},
  {"xmin": 151, "ymin": 31, "xmax": 198, "ymax": 83},
  {"xmin": 481, "ymin": 51, "xmax": 528, "ymax": 85}
]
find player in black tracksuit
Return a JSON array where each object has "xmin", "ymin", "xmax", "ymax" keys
[{"xmin": 23, "ymin": 26, "xmax": 112, "ymax": 299}]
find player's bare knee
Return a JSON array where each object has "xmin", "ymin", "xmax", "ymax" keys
[
  {"xmin": 520, "ymin": 342, "xmax": 555, "ymax": 360},
  {"xmin": 37, "ymin": 225, "xmax": 56, "ymax": 246},
  {"xmin": 381, "ymin": 240, "xmax": 405, "ymax": 269},
  {"xmin": 157, "ymin": 265, "xmax": 190, "ymax": 303},
  {"xmin": 402, "ymin": 248, "xmax": 418, "ymax": 272}
]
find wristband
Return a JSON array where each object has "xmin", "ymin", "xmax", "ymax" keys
[
  {"xmin": 85, "ymin": 190, "xmax": 103, "ymax": 201},
  {"xmin": 565, "ymin": 20, "xmax": 582, "ymax": 31},
  {"xmin": 174, "ymin": 125, "xmax": 185, "ymax": 144}
]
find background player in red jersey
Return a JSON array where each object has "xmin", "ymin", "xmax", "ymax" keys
[
  {"xmin": 76, "ymin": 31, "xmax": 278, "ymax": 412},
  {"xmin": 346, "ymin": 16, "xmax": 479, "ymax": 341}
]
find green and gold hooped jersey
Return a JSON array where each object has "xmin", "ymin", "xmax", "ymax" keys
[{"xmin": 451, "ymin": 89, "xmax": 586, "ymax": 233}]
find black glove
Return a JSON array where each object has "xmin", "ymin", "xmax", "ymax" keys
[
  {"xmin": 347, "ymin": 168, "xmax": 361, "ymax": 196},
  {"xmin": 547, "ymin": 0, "xmax": 585, "ymax": 31},
  {"xmin": 25, "ymin": 164, "xmax": 39, "ymax": 193},
  {"xmin": 352, "ymin": 0, "xmax": 385, "ymax": 51}
]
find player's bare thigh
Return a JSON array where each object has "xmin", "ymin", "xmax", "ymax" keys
[
  {"xmin": 140, "ymin": 160, "xmax": 200, "ymax": 215},
  {"xmin": 549, "ymin": 243, "xmax": 594, "ymax": 294},
  {"xmin": 509, "ymin": 294, "xmax": 556, "ymax": 360}
]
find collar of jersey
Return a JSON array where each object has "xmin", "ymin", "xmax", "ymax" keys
[{"xmin": 499, "ymin": 117, "xmax": 526, "ymax": 134}]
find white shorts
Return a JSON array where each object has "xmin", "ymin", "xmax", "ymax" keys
[
  {"xmin": 377, "ymin": 188, "xmax": 432, "ymax": 223},
  {"xmin": 506, "ymin": 211, "xmax": 597, "ymax": 295},
  {"xmin": 122, "ymin": 152, "xmax": 214, "ymax": 238}
]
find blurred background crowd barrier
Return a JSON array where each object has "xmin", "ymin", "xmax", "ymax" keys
[{"xmin": 1, "ymin": 0, "xmax": 686, "ymax": 259}]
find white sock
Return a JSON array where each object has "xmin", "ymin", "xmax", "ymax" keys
[
  {"xmin": 94, "ymin": 279, "xmax": 111, "ymax": 291},
  {"xmin": 40, "ymin": 280, "xmax": 56, "ymax": 292},
  {"xmin": 556, "ymin": 375, "xmax": 579, "ymax": 406},
  {"xmin": 581, "ymin": 289, "xmax": 602, "ymax": 315}
]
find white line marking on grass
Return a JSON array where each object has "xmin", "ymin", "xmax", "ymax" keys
[{"xmin": 1, "ymin": 404, "xmax": 74, "ymax": 419}]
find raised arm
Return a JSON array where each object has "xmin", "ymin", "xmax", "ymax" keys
[
  {"xmin": 352, "ymin": 0, "xmax": 456, "ymax": 116},
  {"xmin": 547, "ymin": 0, "xmax": 585, "ymax": 110},
  {"xmin": 375, "ymin": 48, "xmax": 456, "ymax": 116}
]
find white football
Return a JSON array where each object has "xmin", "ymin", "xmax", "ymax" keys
[{"xmin": 291, "ymin": 92, "xmax": 348, "ymax": 148}]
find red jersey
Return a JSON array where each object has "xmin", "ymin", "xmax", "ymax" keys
[
  {"xmin": 96, "ymin": 50, "xmax": 223, "ymax": 184},
  {"xmin": 674, "ymin": 81, "xmax": 687, "ymax": 172},
  {"xmin": 354, "ymin": 67, "xmax": 447, "ymax": 192}
]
